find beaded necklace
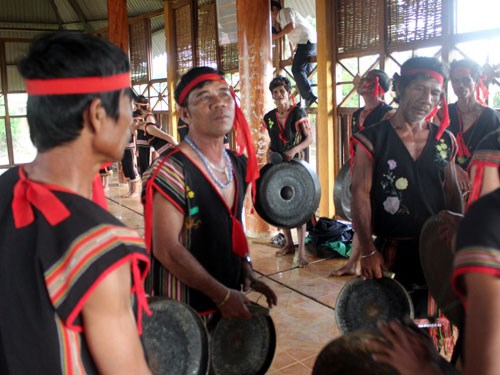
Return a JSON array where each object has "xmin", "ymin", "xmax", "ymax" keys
[{"xmin": 185, "ymin": 135, "xmax": 233, "ymax": 189}]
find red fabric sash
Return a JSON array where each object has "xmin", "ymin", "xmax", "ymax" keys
[{"xmin": 12, "ymin": 167, "xmax": 70, "ymax": 228}]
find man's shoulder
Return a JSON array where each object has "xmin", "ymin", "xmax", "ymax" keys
[{"xmin": 264, "ymin": 109, "xmax": 276, "ymax": 119}]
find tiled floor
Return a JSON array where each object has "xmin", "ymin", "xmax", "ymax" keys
[{"xmin": 105, "ymin": 177, "xmax": 355, "ymax": 374}]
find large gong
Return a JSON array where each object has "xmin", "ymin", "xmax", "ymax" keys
[
  {"xmin": 208, "ymin": 303, "xmax": 276, "ymax": 375},
  {"xmin": 333, "ymin": 160, "xmax": 352, "ymax": 220},
  {"xmin": 335, "ymin": 276, "xmax": 414, "ymax": 334},
  {"xmin": 255, "ymin": 159, "xmax": 321, "ymax": 228},
  {"xmin": 142, "ymin": 298, "xmax": 209, "ymax": 375}
]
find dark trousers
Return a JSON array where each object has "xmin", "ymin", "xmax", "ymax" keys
[
  {"xmin": 137, "ymin": 146, "xmax": 151, "ymax": 176},
  {"xmin": 121, "ymin": 148, "xmax": 139, "ymax": 180},
  {"xmin": 292, "ymin": 42, "xmax": 317, "ymax": 100}
]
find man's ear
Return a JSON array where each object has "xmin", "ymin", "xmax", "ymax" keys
[
  {"xmin": 86, "ymin": 97, "xmax": 107, "ymax": 134},
  {"xmin": 178, "ymin": 106, "xmax": 191, "ymax": 125}
]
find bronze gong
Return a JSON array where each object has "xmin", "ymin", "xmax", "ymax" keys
[
  {"xmin": 255, "ymin": 158, "xmax": 321, "ymax": 228},
  {"xmin": 333, "ymin": 160, "xmax": 352, "ymax": 220},
  {"xmin": 208, "ymin": 303, "xmax": 276, "ymax": 375},
  {"xmin": 142, "ymin": 298, "xmax": 209, "ymax": 375},
  {"xmin": 335, "ymin": 276, "xmax": 414, "ymax": 334}
]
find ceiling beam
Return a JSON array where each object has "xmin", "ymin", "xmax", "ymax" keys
[
  {"xmin": 47, "ymin": 0, "xmax": 64, "ymax": 29},
  {"xmin": 65, "ymin": 0, "xmax": 92, "ymax": 32}
]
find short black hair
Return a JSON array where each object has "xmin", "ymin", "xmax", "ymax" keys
[
  {"xmin": 393, "ymin": 57, "xmax": 447, "ymax": 103},
  {"xmin": 174, "ymin": 66, "xmax": 225, "ymax": 107},
  {"xmin": 18, "ymin": 31, "xmax": 131, "ymax": 151},
  {"xmin": 132, "ymin": 110, "xmax": 142, "ymax": 118},
  {"xmin": 271, "ymin": 1, "xmax": 282, "ymax": 10},
  {"xmin": 134, "ymin": 94, "xmax": 149, "ymax": 105},
  {"xmin": 269, "ymin": 75, "xmax": 292, "ymax": 93},
  {"xmin": 450, "ymin": 58, "xmax": 483, "ymax": 82}
]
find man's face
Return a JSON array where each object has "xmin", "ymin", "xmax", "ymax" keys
[
  {"xmin": 356, "ymin": 74, "xmax": 375, "ymax": 96},
  {"xmin": 271, "ymin": 6, "xmax": 279, "ymax": 21},
  {"xmin": 98, "ymin": 92, "xmax": 133, "ymax": 161},
  {"xmin": 182, "ymin": 80, "xmax": 235, "ymax": 138},
  {"xmin": 450, "ymin": 70, "xmax": 475, "ymax": 101},
  {"xmin": 398, "ymin": 77, "xmax": 442, "ymax": 123},
  {"xmin": 271, "ymin": 85, "xmax": 290, "ymax": 106}
]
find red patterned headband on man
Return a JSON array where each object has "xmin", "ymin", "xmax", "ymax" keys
[
  {"xmin": 25, "ymin": 72, "xmax": 131, "ymax": 95},
  {"xmin": 177, "ymin": 73, "xmax": 259, "ymax": 194}
]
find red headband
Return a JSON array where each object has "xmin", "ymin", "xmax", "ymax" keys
[
  {"xmin": 372, "ymin": 76, "xmax": 385, "ymax": 99},
  {"xmin": 26, "ymin": 72, "xmax": 130, "ymax": 95},
  {"xmin": 178, "ymin": 73, "xmax": 223, "ymax": 106},
  {"xmin": 177, "ymin": 73, "xmax": 259, "ymax": 197},
  {"xmin": 402, "ymin": 69, "xmax": 444, "ymax": 85}
]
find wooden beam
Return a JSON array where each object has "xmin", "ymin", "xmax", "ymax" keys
[
  {"xmin": 107, "ymin": 0, "xmax": 129, "ymax": 53},
  {"xmin": 316, "ymin": 0, "xmax": 335, "ymax": 218},
  {"xmin": 164, "ymin": 0, "xmax": 178, "ymax": 140},
  {"xmin": 66, "ymin": 0, "xmax": 92, "ymax": 32},
  {"xmin": 47, "ymin": 0, "xmax": 64, "ymax": 29},
  {"xmin": 0, "ymin": 41, "xmax": 14, "ymax": 165},
  {"xmin": 237, "ymin": 0, "xmax": 273, "ymax": 237}
]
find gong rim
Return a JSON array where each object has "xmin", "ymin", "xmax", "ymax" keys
[
  {"xmin": 335, "ymin": 277, "xmax": 414, "ymax": 334},
  {"xmin": 255, "ymin": 159, "xmax": 321, "ymax": 228},
  {"xmin": 419, "ymin": 215, "xmax": 465, "ymax": 327},
  {"xmin": 333, "ymin": 160, "xmax": 352, "ymax": 220},
  {"xmin": 142, "ymin": 298, "xmax": 209, "ymax": 375}
]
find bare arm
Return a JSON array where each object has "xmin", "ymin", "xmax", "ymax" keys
[
  {"xmin": 470, "ymin": 165, "xmax": 500, "ymax": 197},
  {"xmin": 152, "ymin": 192, "xmax": 251, "ymax": 319},
  {"xmin": 351, "ymin": 145, "xmax": 385, "ymax": 278},
  {"xmin": 464, "ymin": 273, "xmax": 500, "ymax": 375},
  {"xmin": 272, "ymin": 22, "xmax": 295, "ymax": 40},
  {"xmin": 145, "ymin": 125, "xmax": 178, "ymax": 145},
  {"xmin": 82, "ymin": 262, "xmax": 150, "ymax": 375},
  {"xmin": 282, "ymin": 121, "xmax": 313, "ymax": 161},
  {"xmin": 444, "ymin": 161, "xmax": 464, "ymax": 214}
]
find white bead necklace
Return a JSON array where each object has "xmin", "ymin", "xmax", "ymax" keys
[{"xmin": 185, "ymin": 135, "xmax": 233, "ymax": 189}]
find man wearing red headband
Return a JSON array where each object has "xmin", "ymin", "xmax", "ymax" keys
[
  {"xmin": 142, "ymin": 67, "xmax": 277, "ymax": 318},
  {"xmin": 330, "ymin": 69, "xmax": 395, "ymax": 276},
  {"xmin": 438, "ymin": 58, "xmax": 500, "ymax": 195},
  {"xmin": 350, "ymin": 57, "xmax": 463, "ymax": 317},
  {"xmin": 351, "ymin": 69, "xmax": 395, "ymax": 135},
  {"xmin": 0, "ymin": 32, "xmax": 150, "ymax": 374}
]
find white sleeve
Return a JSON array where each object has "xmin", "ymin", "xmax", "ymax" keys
[{"xmin": 277, "ymin": 8, "xmax": 295, "ymax": 28}]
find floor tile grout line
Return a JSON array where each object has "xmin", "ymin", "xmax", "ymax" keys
[
  {"xmin": 106, "ymin": 197, "xmax": 144, "ymax": 216},
  {"xmin": 253, "ymin": 270, "xmax": 336, "ymax": 312}
]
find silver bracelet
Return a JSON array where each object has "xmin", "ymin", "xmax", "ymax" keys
[{"xmin": 360, "ymin": 249, "xmax": 378, "ymax": 259}]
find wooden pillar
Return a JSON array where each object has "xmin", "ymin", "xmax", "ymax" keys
[
  {"xmin": 237, "ymin": 0, "xmax": 273, "ymax": 237},
  {"xmin": 164, "ymin": 0, "xmax": 179, "ymax": 141},
  {"xmin": 107, "ymin": 0, "xmax": 129, "ymax": 184},
  {"xmin": 316, "ymin": 0, "xmax": 336, "ymax": 217},
  {"xmin": 107, "ymin": 0, "xmax": 129, "ymax": 53}
]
